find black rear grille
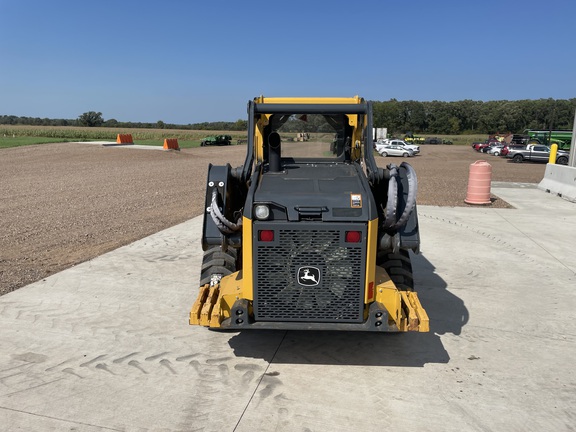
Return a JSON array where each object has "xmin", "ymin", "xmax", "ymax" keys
[{"xmin": 253, "ymin": 223, "xmax": 366, "ymax": 322}]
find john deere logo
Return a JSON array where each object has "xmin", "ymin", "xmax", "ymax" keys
[{"xmin": 298, "ymin": 267, "xmax": 320, "ymax": 286}]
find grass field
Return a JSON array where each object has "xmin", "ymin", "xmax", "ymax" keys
[
  {"xmin": 0, "ymin": 125, "xmax": 247, "ymax": 149},
  {"xmin": 0, "ymin": 125, "xmax": 488, "ymax": 149}
]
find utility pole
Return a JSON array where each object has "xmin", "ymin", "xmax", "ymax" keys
[{"xmin": 570, "ymin": 109, "xmax": 576, "ymax": 167}]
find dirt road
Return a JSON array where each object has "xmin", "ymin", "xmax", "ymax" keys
[{"xmin": 0, "ymin": 142, "xmax": 545, "ymax": 295}]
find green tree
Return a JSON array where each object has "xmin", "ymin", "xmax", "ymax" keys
[
  {"xmin": 78, "ymin": 111, "xmax": 104, "ymax": 127},
  {"xmin": 234, "ymin": 119, "xmax": 248, "ymax": 131}
]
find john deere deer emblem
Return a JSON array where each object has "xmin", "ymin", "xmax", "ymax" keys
[{"xmin": 298, "ymin": 267, "xmax": 321, "ymax": 286}]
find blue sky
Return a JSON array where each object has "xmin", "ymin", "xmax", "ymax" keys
[{"xmin": 1, "ymin": 0, "xmax": 575, "ymax": 124}]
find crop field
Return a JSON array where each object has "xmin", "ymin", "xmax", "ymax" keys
[
  {"xmin": 0, "ymin": 125, "xmax": 489, "ymax": 149},
  {"xmin": 0, "ymin": 125, "xmax": 247, "ymax": 149}
]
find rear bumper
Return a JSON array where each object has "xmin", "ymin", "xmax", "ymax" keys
[
  {"xmin": 190, "ymin": 284, "xmax": 429, "ymax": 333},
  {"xmin": 219, "ymin": 300, "xmax": 399, "ymax": 332}
]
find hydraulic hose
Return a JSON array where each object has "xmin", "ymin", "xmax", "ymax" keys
[{"xmin": 209, "ymin": 189, "xmax": 242, "ymax": 234}]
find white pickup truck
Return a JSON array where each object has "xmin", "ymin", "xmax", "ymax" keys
[{"xmin": 375, "ymin": 139, "xmax": 420, "ymax": 155}]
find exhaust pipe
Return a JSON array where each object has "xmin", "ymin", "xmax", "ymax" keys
[{"xmin": 269, "ymin": 131, "xmax": 282, "ymax": 172}]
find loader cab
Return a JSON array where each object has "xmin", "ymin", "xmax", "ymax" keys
[
  {"xmin": 239, "ymin": 96, "xmax": 381, "ymax": 184},
  {"xmin": 260, "ymin": 113, "xmax": 353, "ymax": 168}
]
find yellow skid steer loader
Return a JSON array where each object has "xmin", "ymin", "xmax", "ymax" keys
[{"xmin": 190, "ymin": 96, "xmax": 428, "ymax": 332}]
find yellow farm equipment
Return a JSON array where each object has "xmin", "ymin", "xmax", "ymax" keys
[{"xmin": 190, "ymin": 96, "xmax": 428, "ymax": 332}]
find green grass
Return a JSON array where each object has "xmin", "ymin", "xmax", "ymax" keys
[
  {"xmin": 0, "ymin": 125, "xmax": 247, "ymax": 149},
  {"xmin": 0, "ymin": 137, "xmax": 207, "ymax": 150},
  {"xmin": 0, "ymin": 124, "xmax": 491, "ymax": 150},
  {"xmin": 0, "ymin": 136, "xmax": 228, "ymax": 150},
  {"xmin": 432, "ymin": 134, "xmax": 486, "ymax": 146}
]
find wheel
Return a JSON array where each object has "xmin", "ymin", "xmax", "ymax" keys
[
  {"xmin": 199, "ymin": 246, "xmax": 238, "ymax": 286},
  {"xmin": 513, "ymin": 154, "xmax": 524, "ymax": 163},
  {"xmin": 402, "ymin": 152, "xmax": 409, "ymax": 157},
  {"xmin": 493, "ymin": 151, "xmax": 500, "ymax": 156},
  {"xmin": 557, "ymin": 156, "xmax": 568, "ymax": 165},
  {"xmin": 377, "ymin": 250, "xmax": 414, "ymax": 291},
  {"xmin": 380, "ymin": 151, "xmax": 388, "ymax": 157},
  {"xmin": 200, "ymin": 141, "xmax": 205, "ymax": 147}
]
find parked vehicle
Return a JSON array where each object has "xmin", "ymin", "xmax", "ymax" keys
[
  {"xmin": 526, "ymin": 130, "xmax": 572, "ymax": 150},
  {"xmin": 480, "ymin": 142, "xmax": 503, "ymax": 153},
  {"xmin": 487, "ymin": 145, "xmax": 505, "ymax": 156},
  {"xmin": 422, "ymin": 137, "xmax": 453, "ymax": 145},
  {"xmin": 506, "ymin": 145, "xmax": 569, "ymax": 165},
  {"xmin": 200, "ymin": 135, "xmax": 232, "ymax": 146},
  {"xmin": 404, "ymin": 134, "xmax": 425, "ymax": 145},
  {"xmin": 511, "ymin": 134, "xmax": 529, "ymax": 146},
  {"xmin": 376, "ymin": 143, "xmax": 414, "ymax": 158},
  {"xmin": 425, "ymin": 137, "xmax": 442, "ymax": 145},
  {"xmin": 500, "ymin": 144, "xmax": 525, "ymax": 157},
  {"xmin": 473, "ymin": 139, "xmax": 500, "ymax": 152},
  {"xmin": 378, "ymin": 139, "xmax": 420, "ymax": 154}
]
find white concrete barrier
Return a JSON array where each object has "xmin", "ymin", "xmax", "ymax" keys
[{"xmin": 538, "ymin": 163, "xmax": 576, "ymax": 202}]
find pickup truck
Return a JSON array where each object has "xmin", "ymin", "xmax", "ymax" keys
[
  {"xmin": 376, "ymin": 139, "xmax": 420, "ymax": 154},
  {"xmin": 506, "ymin": 145, "xmax": 569, "ymax": 165}
]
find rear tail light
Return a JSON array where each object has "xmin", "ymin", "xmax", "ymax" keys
[
  {"xmin": 345, "ymin": 231, "xmax": 361, "ymax": 243},
  {"xmin": 259, "ymin": 230, "xmax": 274, "ymax": 242}
]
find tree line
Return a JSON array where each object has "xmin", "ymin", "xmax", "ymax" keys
[
  {"xmin": 372, "ymin": 98, "xmax": 576, "ymax": 135},
  {"xmin": 1, "ymin": 98, "xmax": 574, "ymax": 135},
  {"xmin": 0, "ymin": 112, "xmax": 248, "ymax": 131}
]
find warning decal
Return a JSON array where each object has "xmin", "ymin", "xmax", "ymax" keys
[{"xmin": 350, "ymin": 194, "xmax": 362, "ymax": 208}]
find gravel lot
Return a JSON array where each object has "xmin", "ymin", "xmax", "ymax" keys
[{"xmin": 0, "ymin": 142, "xmax": 546, "ymax": 295}]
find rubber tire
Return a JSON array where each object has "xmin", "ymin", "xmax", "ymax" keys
[
  {"xmin": 557, "ymin": 156, "xmax": 568, "ymax": 165},
  {"xmin": 377, "ymin": 250, "xmax": 414, "ymax": 291},
  {"xmin": 513, "ymin": 154, "xmax": 524, "ymax": 163},
  {"xmin": 199, "ymin": 246, "xmax": 238, "ymax": 286},
  {"xmin": 381, "ymin": 152, "xmax": 388, "ymax": 157},
  {"xmin": 403, "ymin": 152, "xmax": 409, "ymax": 157}
]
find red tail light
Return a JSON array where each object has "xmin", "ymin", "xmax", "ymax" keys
[
  {"xmin": 345, "ymin": 231, "xmax": 361, "ymax": 243},
  {"xmin": 259, "ymin": 230, "xmax": 274, "ymax": 242}
]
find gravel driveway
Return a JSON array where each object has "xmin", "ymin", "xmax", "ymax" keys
[{"xmin": 0, "ymin": 142, "xmax": 546, "ymax": 295}]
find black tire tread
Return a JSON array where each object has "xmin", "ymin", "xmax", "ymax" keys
[
  {"xmin": 199, "ymin": 246, "xmax": 238, "ymax": 286},
  {"xmin": 378, "ymin": 250, "xmax": 414, "ymax": 291}
]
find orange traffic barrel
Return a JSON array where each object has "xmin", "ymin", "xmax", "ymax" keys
[{"xmin": 465, "ymin": 160, "xmax": 492, "ymax": 205}]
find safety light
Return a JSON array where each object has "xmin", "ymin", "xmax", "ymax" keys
[
  {"xmin": 345, "ymin": 231, "xmax": 361, "ymax": 243},
  {"xmin": 254, "ymin": 204, "xmax": 270, "ymax": 220},
  {"xmin": 259, "ymin": 230, "xmax": 274, "ymax": 242}
]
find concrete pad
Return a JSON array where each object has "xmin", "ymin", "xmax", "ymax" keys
[
  {"xmin": 1, "ymin": 186, "xmax": 575, "ymax": 431},
  {"xmin": 73, "ymin": 141, "xmax": 168, "ymax": 151}
]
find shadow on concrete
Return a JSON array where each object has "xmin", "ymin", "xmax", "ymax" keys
[
  {"xmin": 228, "ymin": 252, "xmax": 467, "ymax": 367},
  {"xmin": 411, "ymin": 252, "xmax": 469, "ymax": 336}
]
